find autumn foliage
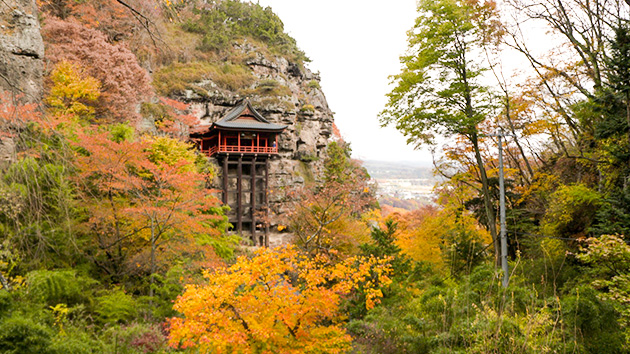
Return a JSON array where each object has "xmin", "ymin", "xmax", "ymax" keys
[
  {"xmin": 286, "ymin": 141, "xmax": 376, "ymax": 255},
  {"xmin": 169, "ymin": 245, "xmax": 392, "ymax": 353},
  {"xmin": 42, "ymin": 17, "xmax": 152, "ymax": 122},
  {"xmin": 0, "ymin": 92, "xmax": 42, "ymax": 139},
  {"xmin": 72, "ymin": 125, "xmax": 223, "ymax": 283}
]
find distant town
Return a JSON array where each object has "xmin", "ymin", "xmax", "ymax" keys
[{"xmin": 362, "ymin": 160, "xmax": 441, "ymax": 210}]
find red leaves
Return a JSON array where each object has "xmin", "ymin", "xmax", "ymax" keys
[
  {"xmin": 0, "ymin": 92, "xmax": 42, "ymax": 139},
  {"xmin": 156, "ymin": 97, "xmax": 200, "ymax": 140},
  {"xmin": 42, "ymin": 18, "xmax": 152, "ymax": 122},
  {"xmin": 73, "ymin": 123, "xmax": 223, "ymax": 279}
]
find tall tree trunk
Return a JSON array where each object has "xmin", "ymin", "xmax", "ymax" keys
[
  {"xmin": 626, "ymin": 92, "xmax": 630, "ymax": 148},
  {"xmin": 149, "ymin": 218, "xmax": 155, "ymax": 299},
  {"xmin": 626, "ymin": 92, "xmax": 630, "ymax": 190},
  {"xmin": 471, "ymin": 133, "xmax": 499, "ymax": 265}
]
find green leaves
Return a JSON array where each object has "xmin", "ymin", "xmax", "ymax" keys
[{"xmin": 380, "ymin": 0, "xmax": 498, "ymax": 145}]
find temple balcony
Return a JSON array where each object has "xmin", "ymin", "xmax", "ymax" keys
[{"xmin": 204, "ymin": 144, "xmax": 279, "ymax": 156}]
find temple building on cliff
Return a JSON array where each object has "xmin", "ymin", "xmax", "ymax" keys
[{"xmin": 191, "ymin": 99, "xmax": 287, "ymax": 246}]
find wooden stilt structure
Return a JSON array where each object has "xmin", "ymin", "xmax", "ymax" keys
[{"xmin": 190, "ymin": 99, "xmax": 286, "ymax": 246}]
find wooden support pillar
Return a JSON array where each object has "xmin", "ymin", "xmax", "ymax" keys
[
  {"xmin": 264, "ymin": 158, "xmax": 269, "ymax": 247},
  {"xmin": 251, "ymin": 156, "xmax": 257, "ymax": 244},
  {"xmin": 237, "ymin": 155, "xmax": 242, "ymax": 234},
  {"xmin": 218, "ymin": 131, "xmax": 222, "ymax": 151},
  {"xmin": 222, "ymin": 156, "xmax": 228, "ymax": 205}
]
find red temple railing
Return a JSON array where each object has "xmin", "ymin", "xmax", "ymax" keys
[{"xmin": 204, "ymin": 145, "xmax": 278, "ymax": 156}]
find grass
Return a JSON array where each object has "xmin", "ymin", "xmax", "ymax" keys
[
  {"xmin": 240, "ymin": 79, "xmax": 292, "ymax": 97},
  {"xmin": 153, "ymin": 61, "xmax": 255, "ymax": 96}
]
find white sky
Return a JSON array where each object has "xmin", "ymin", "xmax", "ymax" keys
[{"xmin": 256, "ymin": 0, "xmax": 433, "ymax": 164}]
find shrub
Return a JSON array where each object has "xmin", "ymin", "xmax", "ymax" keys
[
  {"xmin": 26, "ymin": 269, "xmax": 96, "ymax": 306},
  {"xmin": 95, "ymin": 289, "xmax": 137, "ymax": 324},
  {"xmin": 561, "ymin": 286, "xmax": 625, "ymax": 354},
  {"xmin": 0, "ymin": 290, "xmax": 13, "ymax": 317},
  {"xmin": 300, "ymin": 104, "xmax": 315, "ymax": 112},
  {"xmin": 542, "ymin": 184, "xmax": 602, "ymax": 238},
  {"xmin": 42, "ymin": 18, "xmax": 152, "ymax": 122},
  {"xmin": 307, "ymin": 80, "xmax": 320, "ymax": 89},
  {"xmin": 0, "ymin": 316, "xmax": 54, "ymax": 354},
  {"xmin": 256, "ymin": 79, "xmax": 291, "ymax": 96},
  {"xmin": 102, "ymin": 323, "xmax": 168, "ymax": 354},
  {"xmin": 49, "ymin": 329, "xmax": 102, "ymax": 354}
]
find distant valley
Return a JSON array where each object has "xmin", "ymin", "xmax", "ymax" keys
[{"xmin": 362, "ymin": 160, "xmax": 441, "ymax": 210}]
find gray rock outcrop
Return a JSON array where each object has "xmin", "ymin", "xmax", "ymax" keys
[
  {"xmin": 0, "ymin": 0, "xmax": 44, "ymax": 164},
  {"xmin": 0, "ymin": 0, "xmax": 44, "ymax": 102},
  {"xmin": 175, "ymin": 42, "xmax": 335, "ymax": 234}
]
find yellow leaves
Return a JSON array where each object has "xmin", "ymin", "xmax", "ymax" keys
[
  {"xmin": 365, "ymin": 288, "xmax": 383, "ymax": 310},
  {"xmin": 45, "ymin": 60, "xmax": 101, "ymax": 120},
  {"xmin": 518, "ymin": 172, "xmax": 560, "ymax": 205},
  {"xmin": 50, "ymin": 303, "xmax": 69, "ymax": 334},
  {"xmin": 169, "ymin": 245, "xmax": 392, "ymax": 353},
  {"xmin": 144, "ymin": 136, "xmax": 197, "ymax": 173},
  {"xmin": 388, "ymin": 206, "xmax": 491, "ymax": 270},
  {"xmin": 277, "ymin": 225, "xmax": 286, "ymax": 231},
  {"xmin": 391, "ymin": 207, "xmax": 445, "ymax": 268}
]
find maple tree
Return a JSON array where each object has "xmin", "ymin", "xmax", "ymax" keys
[
  {"xmin": 73, "ymin": 126, "xmax": 224, "ymax": 288},
  {"xmin": 0, "ymin": 91, "xmax": 42, "ymax": 139},
  {"xmin": 42, "ymin": 18, "xmax": 152, "ymax": 122},
  {"xmin": 169, "ymin": 245, "xmax": 392, "ymax": 353},
  {"xmin": 153, "ymin": 97, "xmax": 200, "ymax": 140},
  {"xmin": 45, "ymin": 60, "xmax": 101, "ymax": 121}
]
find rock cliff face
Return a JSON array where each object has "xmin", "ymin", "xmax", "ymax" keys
[
  {"xmin": 0, "ymin": 0, "xmax": 44, "ymax": 102},
  {"xmin": 1, "ymin": 1, "xmax": 335, "ymax": 241},
  {"xmin": 0, "ymin": 0, "xmax": 44, "ymax": 164},
  {"xmin": 174, "ymin": 43, "xmax": 334, "ymax": 236}
]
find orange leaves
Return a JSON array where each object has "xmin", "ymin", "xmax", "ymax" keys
[
  {"xmin": 75, "ymin": 129, "xmax": 149, "ymax": 194},
  {"xmin": 169, "ymin": 245, "xmax": 392, "ymax": 353},
  {"xmin": 0, "ymin": 92, "xmax": 42, "ymax": 139},
  {"xmin": 72, "ymin": 123, "xmax": 223, "ymax": 280},
  {"xmin": 387, "ymin": 204, "xmax": 491, "ymax": 272},
  {"xmin": 75, "ymin": 126, "xmax": 221, "ymax": 235},
  {"xmin": 156, "ymin": 97, "xmax": 200, "ymax": 140}
]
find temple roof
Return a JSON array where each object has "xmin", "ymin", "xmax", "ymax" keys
[{"xmin": 208, "ymin": 99, "xmax": 287, "ymax": 133}]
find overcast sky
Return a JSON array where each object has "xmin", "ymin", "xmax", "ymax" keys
[{"xmin": 255, "ymin": 0, "xmax": 433, "ymax": 164}]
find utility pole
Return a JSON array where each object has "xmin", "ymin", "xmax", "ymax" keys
[{"xmin": 490, "ymin": 128, "xmax": 511, "ymax": 288}]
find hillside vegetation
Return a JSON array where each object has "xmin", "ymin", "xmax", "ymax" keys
[{"xmin": 0, "ymin": 0, "xmax": 630, "ymax": 353}]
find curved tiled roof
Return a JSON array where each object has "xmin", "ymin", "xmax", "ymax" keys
[{"xmin": 213, "ymin": 99, "xmax": 287, "ymax": 132}]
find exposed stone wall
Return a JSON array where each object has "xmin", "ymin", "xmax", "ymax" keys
[
  {"xmin": 0, "ymin": 2, "xmax": 331, "ymax": 244},
  {"xmin": 178, "ymin": 43, "xmax": 335, "ymax": 230},
  {"xmin": 0, "ymin": 0, "xmax": 44, "ymax": 165},
  {"xmin": 0, "ymin": 0, "xmax": 44, "ymax": 102}
]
